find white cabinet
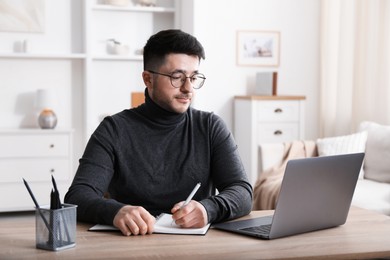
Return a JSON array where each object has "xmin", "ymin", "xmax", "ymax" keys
[
  {"xmin": 234, "ymin": 96, "xmax": 306, "ymax": 185},
  {"xmin": 0, "ymin": 130, "xmax": 73, "ymax": 212}
]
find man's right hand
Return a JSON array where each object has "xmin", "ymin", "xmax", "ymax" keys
[{"xmin": 113, "ymin": 205, "xmax": 156, "ymax": 236}]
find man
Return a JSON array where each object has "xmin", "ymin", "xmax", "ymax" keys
[{"xmin": 65, "ymin": 29, "xmax": 252, "ymax": 236}]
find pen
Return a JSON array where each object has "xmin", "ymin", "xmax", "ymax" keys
[
  {"xmin": 171, "ymin": 182, "xmax": 202, "ymax": 225},
  {"xmin": 22, "ymin": 178, "xmax": 57, "ymax": 245},
  {"xmin": 51, "ymin": 175, "xmax": 69, "ymax": 244},
  {"xmin": 181, "ymin": 182, "xmax": 201, "ymax": 209},
  {"xmin": 51, "ymin": 175, "xmax": 61, "ymax": 209}
]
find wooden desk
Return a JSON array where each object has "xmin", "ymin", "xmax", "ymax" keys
[{"xmin": 1, "ymin": 207, "xmax": 389, "ymax": 259}]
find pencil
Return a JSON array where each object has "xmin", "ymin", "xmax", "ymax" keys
[{"xmin": 22, "ymin": 178, "xmax": 57, "ymax": 246}]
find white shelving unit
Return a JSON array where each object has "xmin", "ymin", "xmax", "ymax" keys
[
  {"xmin": 92, "ymin": 4, "xmax": 175, "ymax": 13},
  {"xmin": 83, "ymin": 0, "xmax": 179, "ymax": 139},
  {"xmin": 0, "ymin": 0, "xmax": 181, "ymax": 212},
  {"xmin": 0, "ymin": 53, "xmax": 86, "ymax": 59}
]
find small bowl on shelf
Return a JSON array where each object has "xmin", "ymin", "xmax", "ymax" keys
[
  {"xmin": 132, "ymin": 0, "xmax": 156, "ymax": 7},
  {"xmin": 103, "ymin": 0, "xmax": 130, "ymax": 7},
  {"xmin": 106, "ymin": 39, "xmax": 129, "ymax": 55}
]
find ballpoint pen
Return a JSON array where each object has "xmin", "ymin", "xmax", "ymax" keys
[
  {"xmin": 171, "ymin": 182, "xmax": 201, "ymax": 226},
  {"xmin": 181, "ymin": 182, "xmax": 201, "ymax": 209}
]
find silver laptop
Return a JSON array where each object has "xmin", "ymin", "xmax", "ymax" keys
[{"xmin": 213, "ymin": 153, "xmax": 365, "ymax": 239}]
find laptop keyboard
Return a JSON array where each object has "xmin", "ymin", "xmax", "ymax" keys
[{"xmin": 240, "ymin": 224, "xmax": 271, "ymax": 235}]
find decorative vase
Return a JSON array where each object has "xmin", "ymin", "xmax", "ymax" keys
[{"xmin": 38, "ymin": 109, "xmax": 58, "ymax": 129}]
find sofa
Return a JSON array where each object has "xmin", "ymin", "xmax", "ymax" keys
[{"xmin": 254, "ymin": 121, "xmax": 390, "ymax": 216}]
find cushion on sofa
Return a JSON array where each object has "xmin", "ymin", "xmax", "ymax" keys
[
  {"xmin": 316, "ymin": 131, "xmax": 367, "ymax": 178},
  {"xmin": 358, "ymin": 121, "xmax": 390, "ymax": 183},
  {"xmin": 352, "ymin": 179, "xmax": 390, "ymax": 216}
]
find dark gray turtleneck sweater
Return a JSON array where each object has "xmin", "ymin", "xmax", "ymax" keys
[{"xmin": 65, "ymin": 90, "xmax": 252, "ymax": 225}]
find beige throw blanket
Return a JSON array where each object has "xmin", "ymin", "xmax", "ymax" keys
[{"xmin": 252, "ymin": 140, "xmax": 318, "ymax": 210}]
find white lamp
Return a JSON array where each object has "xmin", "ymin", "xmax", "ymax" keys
[{"xmin": 36, "ymin": 89, "xmax": 57, "ymax": 129}]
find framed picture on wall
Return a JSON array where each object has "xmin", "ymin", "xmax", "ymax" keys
[
  {"xmin": 236, "ymin": 30, "xmax": 280, "ymax": 67},
  {"xmin": 0, "ymin": 0, "xmax": 45, "ymax": 33}
]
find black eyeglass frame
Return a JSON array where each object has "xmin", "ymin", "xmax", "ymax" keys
[{"xmin": 147, "ymin": 70, "xmax": 206, "ymax": 89}]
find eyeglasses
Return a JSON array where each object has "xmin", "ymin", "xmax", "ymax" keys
[{"xmin": 147, "ymin": 70, "xmax": 206, "ymax": 89}]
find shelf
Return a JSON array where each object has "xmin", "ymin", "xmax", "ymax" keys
[
  {"xmin": 0, "ymin": 53, "xmax": 86, "ymax": 60},
  {"xmin": 235, "ymin": 95, "xmax": 307, "ymax": 101},
  {"xmin": 91, "ymin": 54, "xmax": 143, "ymax": 61},
  {"xmin": 0, "ymin": 128, "xmax": 74, "ymax": 134},
  {"xmin": 92, "ymin": 4, "xmax": 175, "ymax": 13}
]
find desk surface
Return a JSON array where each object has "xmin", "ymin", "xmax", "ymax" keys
[{"xmin": 0, "ymin": 207, "xmax": 389, "ymax": 260}]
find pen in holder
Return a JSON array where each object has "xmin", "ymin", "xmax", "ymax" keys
[
  {"xmin": 35, "ymin": 204, "xmax": 77, "ymax": 251},
  {"xmin": 23, "ymin": 177, "xmax": 77, "ymax": 251}
]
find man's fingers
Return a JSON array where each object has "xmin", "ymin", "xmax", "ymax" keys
[
  {"xmin": 117, "ymin": 220, "xmax": 131, "ymax": 236},
  {"xmin": 172, "ymin": 201, "xmax": 193, "ymax": 219},
  {"xmin": 113, "ymin": 206, "xmax": 155, "ymax": 236},
  {"xmin": 171, "ymin": 201, "xmax": 185, "ymax": 214},
  {"xmin": 128, "ymin": 219, "xmax": 137, "ymax": 235},
  {"xmin": 131, "ymin": 210, "xmax": 155, "ymax": 235},
  {"xmin": 136, "ymin": 210, "xmax": 155, "ymax": 234},
  {"xmin": 140, "ymin": 210, "xmax": 156, "ymax": 234},
  {"xmin": 171, "ymin": 201, "xmax": 208, "ymax": 228}
]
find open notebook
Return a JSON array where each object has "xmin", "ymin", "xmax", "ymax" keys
[{"xmin": 89, "ymin": 213, "xmax": 210, "ymax": 235}]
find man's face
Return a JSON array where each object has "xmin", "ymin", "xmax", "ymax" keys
[{"xmin": 144, "ymin": 53, "xmax": 200, "ymax": 114}]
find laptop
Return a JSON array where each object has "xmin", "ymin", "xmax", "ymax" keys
[{"xmin": 213, "ymin": 153, "xmax": 365, "ymax": 239}]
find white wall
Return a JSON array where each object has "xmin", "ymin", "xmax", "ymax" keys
[
  {"xmin": 0, "ymin": 1, "xmax": 83, "ymax": 53},
  {"xmin": 186, "ymin": 0, "xmax": 321, "ymax": 140}
]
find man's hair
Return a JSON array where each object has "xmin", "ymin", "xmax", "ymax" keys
[{"xmin": 143, "ymin": 29, "xmax": 205, "ymax": 71}]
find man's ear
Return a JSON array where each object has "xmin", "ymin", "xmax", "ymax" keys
[{"xmin": 142, "ymin": 71, "xmax": 152, "ymax": 87}]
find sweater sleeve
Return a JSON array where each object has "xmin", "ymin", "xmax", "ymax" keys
[
  {"xmin": 199, "ymin": 114, "xmax": 253, "ymax": 223},
  {"xmin": 64, "ymin": 117, "xmax": 124, "ymax": 225}
]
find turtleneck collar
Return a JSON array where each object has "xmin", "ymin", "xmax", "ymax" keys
[{"xmin": 137, "ymin": 88, "xmax": 188, "ymax": 125}]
